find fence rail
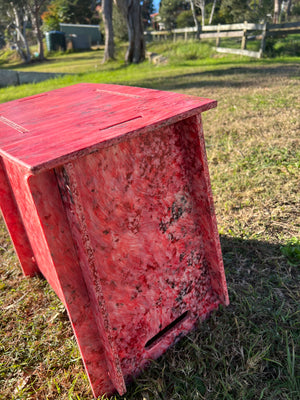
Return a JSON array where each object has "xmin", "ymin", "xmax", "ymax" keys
[{"xmin": 145, "ymin": 21, "xmax": 300, "ymax": 58}]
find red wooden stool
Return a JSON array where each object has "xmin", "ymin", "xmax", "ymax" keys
[{"xmin": 0, "ymin": 84, "xmax": 229, "ymax": 397}]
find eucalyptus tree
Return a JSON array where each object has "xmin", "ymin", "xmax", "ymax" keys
[
  {"xmin": 27, "ymin": 0, "xmax": 48, "ymax": 60},
  {"xmin": 0, "ymin": 0, "xmax": 32, "ymax": 62},
  {"xmin": 115, "ymin": 0, "xmax": 145, "ymax": 63},
  {"xmin": 188, "ymin": 0, "xmax": 199, "ymax": 29},
  {"xmin": 0, "ymin": 0, "xmax": 48, "ymax": 62},
  {"xmin": 159, "ymin": 0, "xmax": 188, "ymax": 30},
  {"xmin": 102, "ymin": 0, "xmax": 114, "ymax": 61},
  {"xmin": 274, "ymin": 0, "xmax": 282, "ymax": 22},
  {"xmin": 208, "ymin": 0, "xmax": 217, "ymax": 24},
  {"xmin": 142, "ymin": 0, "xmax": 155, "ymax": 27},
  {"xmin": 194, "ymin": 0, "xmax": 205, "ymax": 26}
]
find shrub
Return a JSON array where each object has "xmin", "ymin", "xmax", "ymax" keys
[
  {"xmin": 176, "ymin": 10, "xmax": 196, "ymax": 28},
  {"xmin": 265, "ymin": 35, "xmax": 300, "ymax": 57}
]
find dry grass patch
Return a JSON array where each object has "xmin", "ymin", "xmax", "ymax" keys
[{"xmin": 192, "ymin": 69, "xmax": 300, "ymax": 244}]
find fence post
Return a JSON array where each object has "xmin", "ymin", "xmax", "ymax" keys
[
  {"xmin": 185, "ymin": 28, "xmax": 188, "ymax": 41},
  {"xmin": 216, "ymin": 24, "xmax": 221, "ymax": 47},
  {"xmin": 259, "ymin": 21, "xmax": 268, "ymax": 58},
  {"xmin": 198, "ymin": 24, "xmax": 202, "ymax": 41},
  {"xmin": 241, "ymin": 21, "xmax": 247, "ymax": 50}
]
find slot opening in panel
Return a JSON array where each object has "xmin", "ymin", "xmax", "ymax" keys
[{"xmin": 145, "ymin": 310, "xmax": 189, "ymax": 350}]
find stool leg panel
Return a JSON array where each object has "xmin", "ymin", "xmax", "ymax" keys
[
  {"xmin": 192, "ymin": 115, "xmax": 229, "ymax": 306},
  {"xmin": 2, "ymin": 159, "xmax": 65, "ymax": 300},
  {"xmin": 0, "ymin": 158, "xmax": 38, "ymax": 276},
  {"xmin": 27, "ymin": 170, "xmax": 117, "ymax": 398},
  {"xmin": 55, "ymin": 164, "xmax": 127, "ymax": 396}
]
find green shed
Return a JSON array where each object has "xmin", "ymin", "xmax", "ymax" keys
[{"xmin": 59, "ymin": 23, "xmax": 102, "ymax": 49}]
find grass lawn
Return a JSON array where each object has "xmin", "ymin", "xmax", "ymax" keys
[{"xmin": 0, "ymin": 42, "xmax": 299, "ymax": 399}]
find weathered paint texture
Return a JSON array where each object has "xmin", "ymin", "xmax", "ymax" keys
[{"xmin": 0, "ymin": 84, "xmax": 229, "ymax": 398}]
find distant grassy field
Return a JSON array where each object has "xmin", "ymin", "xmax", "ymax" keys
[{"xmin": 0, "ymin": 42, "xmax": 299, "ymax": 399}]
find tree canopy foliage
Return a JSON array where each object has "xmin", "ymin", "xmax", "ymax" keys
[
  {"xmin": 159, "ymin": 0, "xmax": 190, "ymax": 30},
  {"xmin": 0, "ymin": 0, "xmax": 48, "ymax": 61},
  {"xmin": 41, "ymin": 0, "xmax": 100, "ymax": 31},
  {"xmin": 218, "ymin": 0, "xmax": 272, "ymax": 23},
  {"xmin": 159, "ymin": 0, "xmax": 299, "ymax": 29},
  {"xmin": 142, "ymin": 0, "xmax": 155, "ymax": 27},
  {"xmin": 1, "ymin": 0, "xmax": 299, "ymax": 65}
]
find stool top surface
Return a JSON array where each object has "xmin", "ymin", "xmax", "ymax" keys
[{"xmin": 0, "ymin": 83, "xmax": 216, "ymax": 173}]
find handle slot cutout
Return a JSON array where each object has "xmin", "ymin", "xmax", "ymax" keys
[{"xmin": 145, "ymin": 310, "xmax": 189, "ymax": 350}]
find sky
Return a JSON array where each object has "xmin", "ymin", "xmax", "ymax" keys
[{"xmin": 153, "ymin": 0, "xmax": 160, "ymax": 13}]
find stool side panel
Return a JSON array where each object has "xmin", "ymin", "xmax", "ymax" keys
[
  {"xmin": 175, "ymin": 116, "xmax": 229, "ymax": 306},
  {"xmin": 67, "ymin": 119, "xmax": 227, "ymax": 380},
  {"xmin": 55, "ymin": 164, "xmax": 126, "ymax": 396},
  {"xmin": 27, "ymin": 169, "xmax": 116, "ymax": 398},
  {"xmin": 196, "ymin": 116, "xmax": 229, "ymax": 305},
  {"xmin": 2, "ymin": 158, "xmax": 65, "ymax": 299},
  {"xmin": 0, "ymin": 158, "xmax": 38, "ymax": 276}
]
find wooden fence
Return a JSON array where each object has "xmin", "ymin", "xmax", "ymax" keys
[{"xmin": 145, "ymin": 21, "xmax": 300, "ymax": 58}]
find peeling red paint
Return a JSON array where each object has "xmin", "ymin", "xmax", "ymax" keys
[{"xmin": 0, "ymin": 84, "xmax": 228, "ymax": 398}]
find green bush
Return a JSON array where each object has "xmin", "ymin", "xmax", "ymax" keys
[
  {"xmin": 173, "ymin": 41, "xmax": 213, "ymax": 61},
  {"xmin": 176, "ymin": 10, "xmax": 196, "ymax": 28},
  {"xmin": 265, "ymin": 35, "xmax": 300, "ymax": 57},
  {"xmin": 147, "ymin": 40, "xmax": 214, "ymax": 62},
  {"xmin": 0, "ymin": 48, "xmax": 22, "ymax": 65},
  {"xmin": 281, "ymin": 238, "xmax": 300, "ymax": 267},
  {"xmin": 113, "ymin": 4, "xmax": 128, "ymax": 41}
]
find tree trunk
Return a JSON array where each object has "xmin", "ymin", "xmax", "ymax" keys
[
  {"xmin": 195, "ymin": 0, "xmax": 205, "ymax": 27},
  {"xmin": 115, "ymin": 0, "xmax": 145, "ymax": 64},
  {"xmin": 15, "ymin": 32, "xmax": 31, "ymax": 63},
  {"xmin": 200, "ymin": 1, "xmax": 205, "ymax": 27},
  {"xmin": 26, "ymin": 1, "xmax": 46, "ymax": 61},
  {"xmin": 22, "ymin": 20, "xmax": 32, "ymax": 62},
  {"xmin": 102, "ymin": 0, "xmax": 115, "ymax": 61},
  {"xmin": 189, "ymin": 0, "xmax": 199, "ymax": 31},
  {"xmin": 273, "ymin": 0, "xmax": 281, "ymax": 23},
  {"xmin": 209, "ymin": 0, "xmax": 217, "ymax": 25},
  {"xmin": 33, "ymin": 9, "xmax": 45, "ymax": 60},
  {"xmin": 287, "ymin": 0, "xmax": 292, "ymax": 15},
  {"xmin": 11, "ymin": 4, "xmax": 31, "ymax": 63},
  {"xmin": 285, "ymin": 0, "xmax": 292, "ymax": 19}
]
